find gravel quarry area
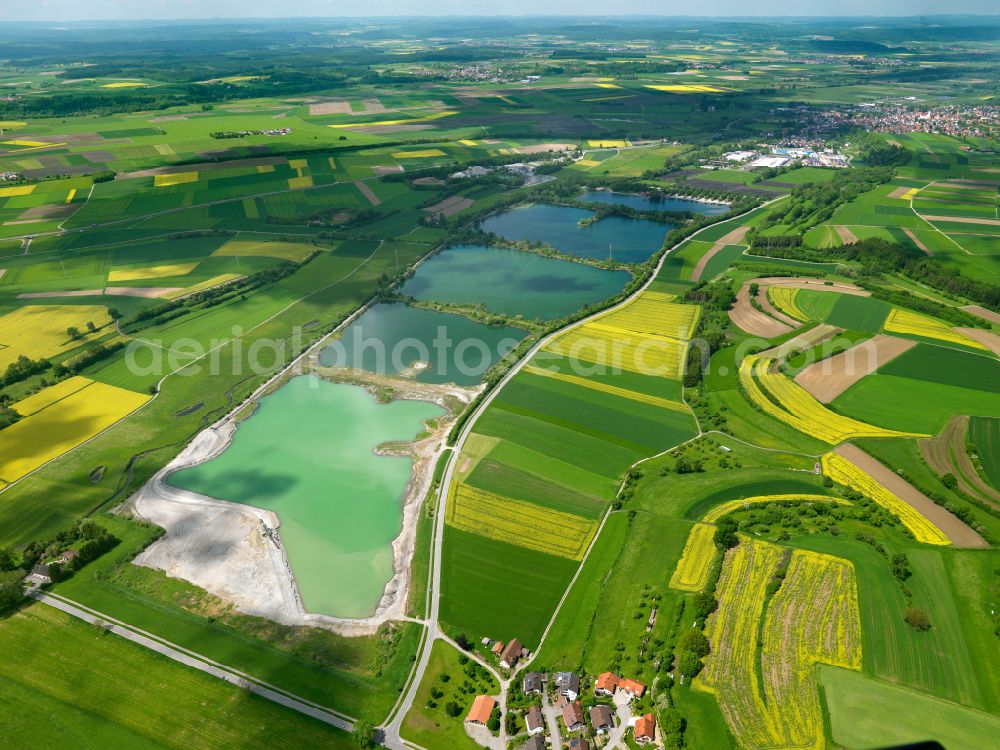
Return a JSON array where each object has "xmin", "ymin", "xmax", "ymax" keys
[{"xmin": 129, "ymin": 369, "xmax": 476, "ymax": 636}]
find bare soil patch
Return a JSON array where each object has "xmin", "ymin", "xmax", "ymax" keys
[
  {"xmin": 902, "ymin": 228, "xmax": 933, "ymax": 256},
  {"xmin": 888, "ymin": 186, "xmax": 911, "ymax": 200},
  {"xmin": 728, "ymin": 282, "xmax": 793, "ymax": 338},
  {"xmin": 834, "ymin": 225, "xmax": 859, "ymax": 244},
  {"xmin": 922, "ymin": 215, "xmax": 1000, "ymax": 226},
  {"xmin": 954, "ymin": 327, "xmax": 1000, "ymax": 356},
  {"xmin": 373, "ymin": 165, "xmax": 404, "ymax": 176},
  {"xmin": 794, "ymin": 335, "xmax": 915, "ymax": 403},
  {"xmin": 17, "ymin": 289, "xmax": 104, "ymax": 298},
  {"xmin": 359, "ymin": 124, "xmax": 435, "ymax": 135},
  {"xmin": 961, "ymin": 305, "xmax": 1000, "ymax": 326},
  {"xmin": 308, "ymin": 100, "xmax": 352, "ymax": 116},
  {"xmin": 515, "ymin": 143, "xmax": 575, "ymax": 154},
  {"xmin": 690, "ymin": 225, "xmax": 749, "ymax": 282},
  {"xmin": 424, "ymin": 194, "xmax": 474, "ymax": 218},
  {"xmin": 355, "ymin": 181, "xmax": 381, "ymax": 206},
  {"xmin": 105, "ymin": 286, "xmax": 183, "ymax": 298},
  {"xmin": 835, "ymin": 443, "xmax": 987, "ymax": 548},
  {"xmin": 920, "ymin": 416, "xmax": 1000, "ymax": 511},
  {"xmin": 19, "ymin": 203, "xmax": 79, "ymax": 220}
]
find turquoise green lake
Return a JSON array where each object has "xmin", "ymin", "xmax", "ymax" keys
[
  {"xmin": 319, "ymin": 302, "xmax": 527, "ymax": 386},
  {"xmin": 399, "ymin": 243, "xmax": 630, "ymax": 320},
  {"xmin": 167, "ymin": 375, "xmax": 444, "ymax": 618}
]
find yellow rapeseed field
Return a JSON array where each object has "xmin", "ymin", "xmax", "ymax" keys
[
  {"xmin": 698, "ymin": 540, "xmax": 862, "ymax": 750},
  {"xmin": 12, "ymin": 376, "xmax": 92, "ymax": 416},
  {"xmin": 821, "ymin": 453, "xmax": 950, "ymax": 545},
  {"xmin": 101, "ymin": 82, "xmax": 147, "ymax": 88},
  {"xmin": 153, "ymin": 172, "xmax": 198, "ymax": 188},
  {"xmin": 645, "ymin": 84, "xmax": 725, "ymax": 93},
  {"xmin": 669, "ymin": 522, "xmax": 717, "ymax": 591},
  {"xmin": 768, "ymin": 287, "xmax": 809, "ymax": 322},
  {"xmin": 0, "ymin": 184, "xmax": 36, "ymax": 198},
  {"xmin": 391, "ymin": 149, "xmax": 447, "ymax": 159},
  {"xmin": 108, "ymin": 262, "xmax": 199, "ymax": 282},
  {"xmin": 588, "ymin": 139, "xmax": 628, "ymax": 147},
  {"xmin": 446, "ymin": 482, "xmax": 597, "ymax": 560},
  {"xmin": 329, "ymin": 111, "xmax": 457, "ymax": 129},
  {"xmin": 883, "ymin": 308, "xmax": 987, "ymax": 350},
  {"xmin": 0, "ymin": 381, "xmax": 150, "ymax": 484},
  {"xmin": 2, "ymin": 140, "xmax": 49, "ymax": 148},
  {"xmin": 0, "ymin": 305, "xmax": 111, "ymax": 370},
  {"xmin": 287, "ymin": 175, "xmax": 313, "ymax": 189},
  {"xmin": 739, "ymin": 354, "xmax": 925, "ymax": 443}
]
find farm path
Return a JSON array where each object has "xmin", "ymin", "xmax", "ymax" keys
[
  {"xmin": 380, "ymin": 195, "xmax": 790, "ymax": 748},
  {"xmin": 28, "ymin": 590, "xmax": 355, "ymax": 732}
]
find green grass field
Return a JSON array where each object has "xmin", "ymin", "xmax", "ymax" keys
[
  {"xmin": 0, "ymin": 604, "xmax": 357, "ymax": 750},
  {"xmin": 969, "ymin": 416, "xmax": 1000, "ymax": 491},
  {"xmin": 821, "ymin": 666, "xmax": 1000, "ymax": 750}
]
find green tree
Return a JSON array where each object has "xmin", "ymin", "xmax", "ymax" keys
[
  {"xmin": 0, "ymin": 570, "xmax": 24, "ymax": 613},
  {"xmin": 678, "ymin": 629, "xmax": 711, "ymax": 658},
  {"xmin": 352, "ymin": 720, "xmax": 377, "ymax": 749}
]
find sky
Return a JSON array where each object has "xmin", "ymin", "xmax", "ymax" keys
[{"xmin": 2, "ymin": 2, "xmax": 999, "ymax": 22}]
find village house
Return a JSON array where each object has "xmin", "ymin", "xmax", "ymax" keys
[
  {"xmin": 500, "ymin": 638, "xmax": 523, "ymax": 669},
  {"xmin": 555, "ymin": 671, "xmax": 581, "ymax": 701},
  {"xmin": 523, "ymin": 671, "xmax": 543, "ymax": 694},
  {"xmin": 60, "ymin": 550, "xmax": 79, "ymax": 565},
  {"xmin": 594, "ymin": 672, "xmax": 619, "ymax": 696},
  {"xmin": 634, "ymin": 712, "xmax": 657, "ymax": 745},
  {"xmin": 569, "ymin": 738, "xmax": 591, "ymax": 750},
  {"xmin": 491, "ymin": 640, "xmax": 505, "ymax": 657},
  {"xmin": 29, "ymin": 563, "xmax": 51, "ymax": 584},
  {"xmin": 619, "ymin": 678, "xmax": 646, "ymax": 701},
  {"xmin": 525, "ymin": 705, "xmax": 544, "ymax": 735},
  {"xmin": 561, "ymin": 700, "xmax": 586, "ymax": 733},
  {"xmin": 589, "ymin": 704, "xmax": 614, "ymax": 734},
  {"xmin": 465, "ymin": 695, "xmax": 495, "ymax": 726},
  {"xmin": 518, "ymin": 736, "xmax": 545, "ymax": 750}
]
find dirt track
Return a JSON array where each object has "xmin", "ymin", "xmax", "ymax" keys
[
  {"xmin": 690, "ymin": 225, "xmax": 750, "ymax": 282},
  {"xmin": 920, "ymin": 416, "xmax": 1000, "ymax": 511},
  {"xmin": 835, "ymin": 444, "xmax": 988, "ymax": 548},
  {"xmin": 794, "ymin": 335, "xmax": 915, "ymax": 403},
  {"xmin": 834, "ymin": 226, "xmax": 859, "ymax": 244},
  {"xmin": 922, "ymin": 215, "xmax": 1000, "ymax": 226}
]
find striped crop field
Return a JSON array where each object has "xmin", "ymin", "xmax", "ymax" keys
[
  {"xmin": 740, "ymin": 354, "xmax": 925, "ymax": 443},
  {"xmin": 545, "ymin": 291, "xmax": 698, "ymax": 380},
  {"xmin": 698, "ymin": 540, "xmax": 862, "ymax": 750},
  {"xmin": 883, "ymin": 308, "xmax": 987, "ymax": 350},
  {"xmin": 697, "ymin": 539, "xmax": 786, "ymax": 749},
  {"xmin": 821, "ymin": 453, "xmax": 950, "ymax": 545},
  {"xmin": 523, "ymin": 365, "xmax": 688, "ymax": 412},
  {"xmin": 668, "ymin": 522, "xmax": 717, "ymax": 592},
  {"xmin": 759, "ymin": 550, "xmax": 862, "ymax": 748},
  {"xmin": 446, "ymin": 483, "xmax": 598, "ymax": 560},
  {"xmin": 768, "ymin": 287, "xmax": 809, "ymax": 322},
  {"xmin": 108, "ymin": 262, "xmax": 199, "ymax": 282},
  {"xmin": 0, "ymin": 381, "xmax": 150, "ymax": 484}
]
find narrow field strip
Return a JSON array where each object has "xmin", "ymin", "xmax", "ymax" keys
[
  {"xmin": 523, "ymin": 364, "xmax": 688, "ymax": 412},
  {"xmin": 668, "ymin": 522, "xmax": 717, "ymax": 591},
  {"xmin": 10, "ymin": 376, "xmax": 94, "ymax": 416},
  {"xmin": 446, "ymin": 482, "xmax": 598, "ymax": 561},
  {"xmin": 701, "ymin": 494, "xmax": 845, "ymax": 523}
]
